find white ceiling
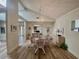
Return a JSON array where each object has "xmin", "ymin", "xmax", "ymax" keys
[
  {"xmin": 19, "ymin": 0, "xmax": 79, "ymax": 21},
  {"xmin": 18, "ymin": 2, "xmax": 54, "ymax": 22}
]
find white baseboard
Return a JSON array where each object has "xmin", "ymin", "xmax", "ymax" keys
[{"xmin": 68, "ymin": 49, "xmax": 79, "ymax": 59}]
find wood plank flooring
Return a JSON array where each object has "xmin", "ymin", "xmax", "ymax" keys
[{"xmin": 7, "ymin": 45, "xmax": 78, "ymax": 59}]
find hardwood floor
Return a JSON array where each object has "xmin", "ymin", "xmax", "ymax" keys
[{"xmin": 6, "ymin": 45, "xmax": 78, "ymax": 59}]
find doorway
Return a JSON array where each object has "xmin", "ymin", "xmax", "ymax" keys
[{"xmin": 18, "ymin": 21, "xmax": 26, "ymax": 46}]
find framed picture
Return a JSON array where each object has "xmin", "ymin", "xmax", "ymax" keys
[
  {"xmin": 71, "ymin": 20, "xmax": 79, "ymax": 32},
  {"xmin": 10, "ymin": 25, "xmax": 17, "ymax": 32},
  {"xmin": 56, "ymin": 28, "xmax": 64, "ymax": 35}
]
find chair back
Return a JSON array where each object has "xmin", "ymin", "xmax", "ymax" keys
[{"xmin": 36, "ymin": 39, "xmax": 45, "ymax": 48}]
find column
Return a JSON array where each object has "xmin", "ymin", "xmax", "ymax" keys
[{"xmin": 6, "ymin": 0, "xmax": 19, "ymax": 53}]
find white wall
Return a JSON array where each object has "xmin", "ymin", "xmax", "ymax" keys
[{"xmin": 53, "ymin": 8, "xmax": 79, "ymax": 58}]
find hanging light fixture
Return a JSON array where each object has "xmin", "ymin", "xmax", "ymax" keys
[{"xmin": 36, "ymin": 0, "xmax": 42, "ymax": 21}]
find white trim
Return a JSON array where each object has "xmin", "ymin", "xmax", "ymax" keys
[{"xmin": 68, "ymin": 49, "xmax": 79, "ymax": 59}]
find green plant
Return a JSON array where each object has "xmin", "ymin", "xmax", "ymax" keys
[{"xmin": 60, "ymin": 43, "xmax": 68, "ymax": 50}]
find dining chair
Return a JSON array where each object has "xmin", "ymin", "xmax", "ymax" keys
[{"xmin": 34, "ymin": 39, "xmax": 45, "ymax": 55}]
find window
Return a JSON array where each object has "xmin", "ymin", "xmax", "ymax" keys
[
  {"xmin": 75, "ymin": 20, "xmax": 79, "ymax": 28},
  {"xmin": 0, "ymin": 0, "xmax": 6, "ymax": 7},
  {"xmin": 0, "ymin": 27, "xmax": 5, "ymax": 34},
  {"xmin": 0, "ymin": 13, "xmax": 6, "ymax": 21}
]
